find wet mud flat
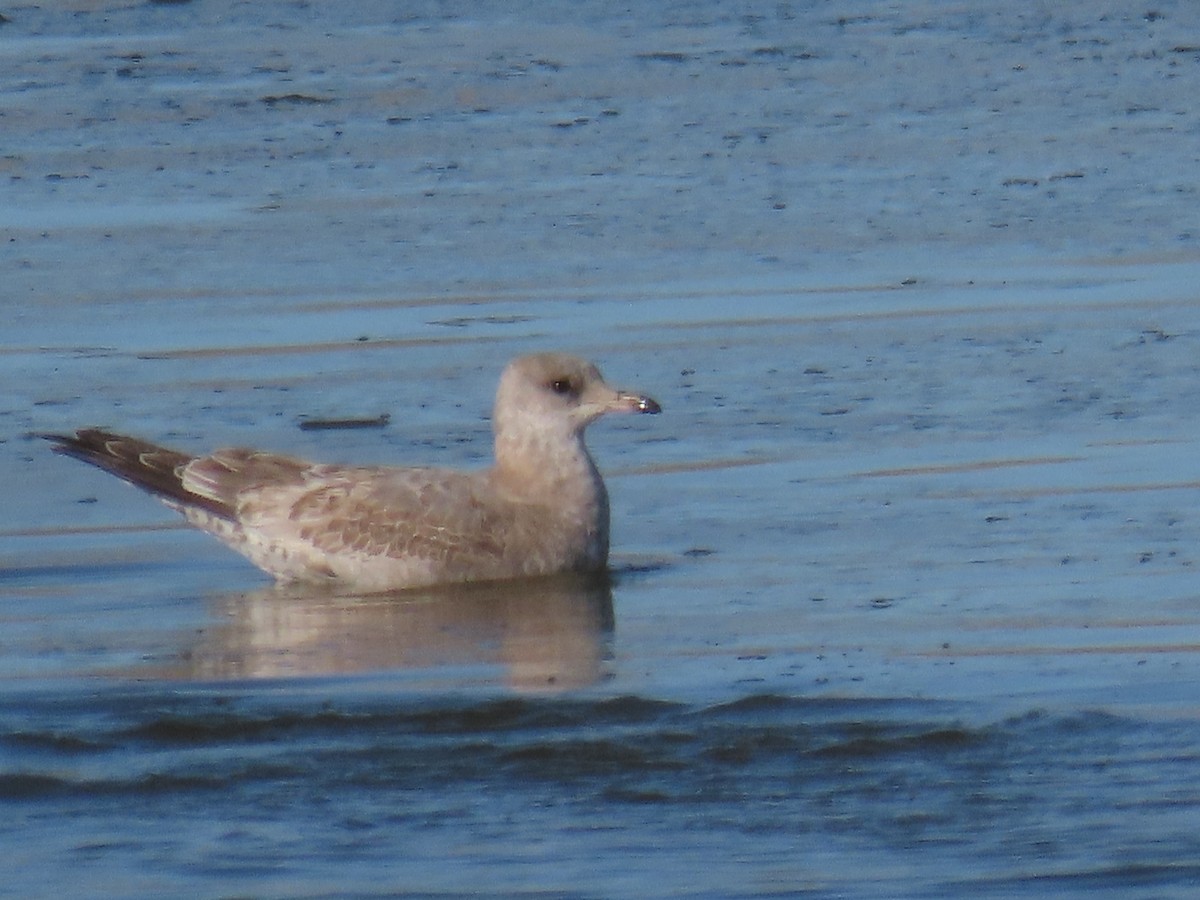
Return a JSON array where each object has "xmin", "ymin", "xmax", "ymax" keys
[{"xmin": 4, "ymin": 1, "xmax": 1200, "ymax": 897}]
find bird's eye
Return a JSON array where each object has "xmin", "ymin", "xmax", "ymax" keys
[{"xmin": 550, "ymin": 378, "xmax": 576, "ymax": 396}]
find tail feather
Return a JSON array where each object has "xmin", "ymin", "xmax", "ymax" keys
[{"xmin": 41, "ymin": 428, "xmax": 235, "ymax": 519}]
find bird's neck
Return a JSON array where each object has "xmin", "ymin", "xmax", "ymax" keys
[
  {"xmin": 492, "ymin": 424, "xmax": 604, "ymax": 505},
  {"xmin": 490, "ymin": 421, "xmax": 611, "ymax": 568}
]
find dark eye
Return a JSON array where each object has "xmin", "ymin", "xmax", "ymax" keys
[{"xmin": 550, "ymin": 377, "xmax": 576, "ymax": 396}]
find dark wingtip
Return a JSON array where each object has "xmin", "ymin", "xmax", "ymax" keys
[
  {"xmin": 32, "ymin": 430, "xmax": 72, "ymax": 444},
  {"xmin": 36, "ymin": 428, "xmax": 119, "ymax": 461},
  {"xmin": 35, "ymin": 428, "xmax": 234, "ymax": 518},
  {"xmin": 36, "ymin": 428, "xmax": 86, "ymax": 455}
]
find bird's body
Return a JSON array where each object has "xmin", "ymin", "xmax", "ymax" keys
[{"xmin": 45, "ymin": 353, "xmax": 660, "ymax": 592}]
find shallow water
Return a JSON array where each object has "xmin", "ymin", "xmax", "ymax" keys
[
  {"xmin": 6, "ymin": 687, "xmax": 1198, "ymax": 898},
  {"xmin": 4, "ymin": 1, "xmax": 1200, "ymax": 897}
]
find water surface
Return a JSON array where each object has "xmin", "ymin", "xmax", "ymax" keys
[{"xmin": 4, "ymin": 1, "xmax": 1200, "ymax": 897}]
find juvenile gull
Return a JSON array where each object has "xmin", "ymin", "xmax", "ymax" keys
[{"xmin": 44, "ymin": 352, "xmax": 661, "ymax": 592}]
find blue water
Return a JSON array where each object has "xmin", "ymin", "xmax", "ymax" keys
[
  {"xmin": 2, "ymin": 546, "xmax": 1199, "ymax": 897},
  {"xmin": 5, "ymin": 684, "xmax": 1199, "ymax": 898},
  {"xmin": 6, "ymin": 0, "xmax": 1200, "ymax": 896}
]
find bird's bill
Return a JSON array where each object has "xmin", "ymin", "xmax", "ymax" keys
[{"xmin": 613, "ymin": 390, "xmax": 662, "ymax": 415}]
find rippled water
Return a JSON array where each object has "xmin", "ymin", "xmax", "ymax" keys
[
  {"xmin": 6, "ymin": 686, "xmax": 1199, "ymax": 898},
  {"xmin": 5, "ymin": 1, "xmax": 1200, "ymax": 897}
]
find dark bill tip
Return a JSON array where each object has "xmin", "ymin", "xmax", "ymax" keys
[{"xmin": 633, "ymin": 394, "xmax": 662, "ymax": 415}]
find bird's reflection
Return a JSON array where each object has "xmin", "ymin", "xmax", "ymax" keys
[{"xmin": 167, "ymin": 572, "xmax": 614, "ymax": 692}]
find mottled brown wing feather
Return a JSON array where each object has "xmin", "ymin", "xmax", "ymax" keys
[
  {"xmin": 181, "ymin": 448, "xmax": 316, "ymax": 511},
  {"xmin": 280, "ymin": 468, "xmax": 510, "ymax": 567}
]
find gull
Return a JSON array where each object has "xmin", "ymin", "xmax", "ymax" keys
[{"xmin": 43, "ymin": 352, "xmax": 661, "ymax": 592}]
